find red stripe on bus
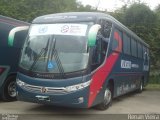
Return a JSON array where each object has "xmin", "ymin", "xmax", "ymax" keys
[{"xmin": 88, "ymin": 31, "xmax": 122, "ymax": 107}]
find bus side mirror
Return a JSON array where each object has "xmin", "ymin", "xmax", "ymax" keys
[
  {"xmin": 88, "ymin": 24, "xmax": 101, "ymax": 47},
  {"xmin": 8, "ymin": 26, "xmax": 29, "ymax": 47}
]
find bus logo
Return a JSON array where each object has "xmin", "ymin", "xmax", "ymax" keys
[
  {"xmin": 41, "ymin": 87, "xmax": 47, "ymax": 93},
  {"xmin": 121, "ymin": 60, "xmax": 131, "ymax": 69},
  {"xmin": 38, "ymin": 26, "xmax": 48, "ymax": 33},
  {"xmin": 61, "ymin": 25, "xmax": 69, "ymax": 33}
]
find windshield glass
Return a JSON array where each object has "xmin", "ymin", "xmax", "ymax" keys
[{"xmin": 19, "ymin": 23, "xmax": 91, "ymax": 73}]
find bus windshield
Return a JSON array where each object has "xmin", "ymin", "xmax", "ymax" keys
[{"xmin": 19, "ymin": 23, "xmax": 91, "ymax": 73}]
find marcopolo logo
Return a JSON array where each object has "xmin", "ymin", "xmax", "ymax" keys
[{"xmin": 41, "ymin": 87, "xmax": 47, "ymax": 93}]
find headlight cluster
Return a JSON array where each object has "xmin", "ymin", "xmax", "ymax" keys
[
  {"xmin": 65, "ymin": 80, "xmax": 91, "ymax": 92},
  {"xmin": 16, "ymin": 79, "xmax": 25, "ymax": 87}
]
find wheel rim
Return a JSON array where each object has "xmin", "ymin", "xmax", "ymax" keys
[
  {"xmin": 104, "ymin": 89, "xmax": 111, "ymax": 105},
  {"xmin": 8, "ymin": 81, "xmax": 16, "ymax": 98}
]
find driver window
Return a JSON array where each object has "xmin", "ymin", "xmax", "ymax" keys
[
  {"xmin": 92, "ymin": 19, "xmax": 111, "ymax": 70},
  {"xmin": 99, "ymin": 19, "xmax": 112, "ymax": 38},
  {"xmin": 91, "ymin": 32, "xmax": 108, "ymax": 70}
]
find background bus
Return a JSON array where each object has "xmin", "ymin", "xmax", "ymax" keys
[
  {"xmin": 16, "ymin": 12, "xmax": 150, "ymax": 110},
  {"xmin": 0, "ymin": 15, "xmax": 29, "ymax": 101}
]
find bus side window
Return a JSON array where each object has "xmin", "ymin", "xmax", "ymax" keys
[
  {"xmin": 143, "ymin": 47, "xmax": 149, "ymax": 71},
  {"xmin": 123, "ymin": 33, "xmax": 131, "ymax": 55},
  {"xmin": 143, "ymin": 46, "xmax": 146, "ymax": 59},
  {"xmin": 143, "ymin": 46, "xmax": 149, "ymax": 62},
  {"xmin": 131, "ymin": 38, "xmax": 137, "ymax": 57},
  {"xmin": 112, "ymin": 28, "xmax": 122, "ymax": 52},
  {"xmin": 137, "ymin": 42, "xmax": 143, "ymax": 58}
]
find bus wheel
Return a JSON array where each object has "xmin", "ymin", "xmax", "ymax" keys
[
  {"xmin": 95, "ymin": 84, "xmax": 113, "ymax": 110},
  {"xmin": 137, "ymin": 80, "xmax": 143, "ymax": 93},
  {"xmin": 2, "ymin": 76, "xmax": 17, "ymax": 101}
]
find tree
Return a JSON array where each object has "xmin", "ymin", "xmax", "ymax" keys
[{"xmin": 0, "ymin": 0, "xmax": 79, "ymax": 22}]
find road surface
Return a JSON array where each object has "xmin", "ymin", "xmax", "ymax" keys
[{"xmin": 0, "ymin": 89, "xmax": 160, "ymax": 120}]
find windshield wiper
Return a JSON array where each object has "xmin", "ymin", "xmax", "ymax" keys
[
  {"xmin": 50, "ymin": 38, "xmax": 65, "ymax": 79},
  {"xmin": 29, "ymin": 38, "xmax": 50, "ymax": 71}
]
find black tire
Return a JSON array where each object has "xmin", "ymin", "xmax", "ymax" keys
[
  {"xmin": 95, "ymin": 83, "xmax": 113, "ymax": 110},
  {"xmin": 137, "ymin": 80, "xmax": 143, "ymax": 93},
  {"xmin": 2, "ymin": 75, "xmax": 17, "ymax": 101}
]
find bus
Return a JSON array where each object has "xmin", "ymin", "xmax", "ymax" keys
[
  {"xmin": 16, "ymin": 12, "xmax": 150, "ymax": 110},
  {"xmin": 0, "ymin": 15, "xmax": 29, "ymax": 101}
]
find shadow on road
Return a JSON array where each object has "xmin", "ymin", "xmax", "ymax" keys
[
  {"xmin": 28, "ymin": 105, "xmax": 90, "ymax": 114},
  {"xmin": 26, "ymin": 89, "xmax": 149, "ymax": 114}
]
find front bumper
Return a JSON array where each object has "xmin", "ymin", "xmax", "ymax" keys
[
  {"xmin": 16, "ymin": 73, "xmax": 90, "ymax": 108},
  {"xmin": 17, "ymin": 85, "xmax": 89, "ymax": 108}
]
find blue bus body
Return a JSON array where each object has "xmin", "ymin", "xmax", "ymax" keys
[
  {"xmin": 0, "ymin": 15, "xmax": 29, "ymax": 101},
  {"xmin": 16, "ymin": 12, "xmax": 149, "ymax": 109}
]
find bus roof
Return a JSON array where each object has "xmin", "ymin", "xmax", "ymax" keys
[
  {"xmin": 0, "ymin": 15, "xmax": 29, "ymax": 27},
  {"xmin": 32, "ymin": 12, "xmax": 149, "ymax": 47}
]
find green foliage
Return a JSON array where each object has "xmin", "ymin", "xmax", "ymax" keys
[
  {"xmin": 146, "ymin": 84, "xmax": 160, "ymax": 90},
  {"xmin": 149, "ymin": 74, "xmax": 160, "ymax": 84},
  {"xmin": 0, "ymin": 0, "xmax": 96, "ymax": 22}
]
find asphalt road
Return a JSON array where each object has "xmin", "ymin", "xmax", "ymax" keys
[{"xmin": 0, "ymin": 89, "xmax": 160, "ymax": 120}]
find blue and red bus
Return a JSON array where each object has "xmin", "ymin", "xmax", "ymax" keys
[
  {"xmin": 16, "ymin": 12, "xmax": 150, "ymax": 110},
  {"xmin": 0, "ymin": 15, "xmax": 29, "ymax": 101}
]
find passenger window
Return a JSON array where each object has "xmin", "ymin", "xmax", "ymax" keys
[
  {"xmin": 137, "ymin": 42, "xmax": 143, "ymax": 58},
  {"xmin": 143, "ymin": 46, "xmax": 147, "ymax": 59},
  {"xmin": 112, "ymin": 29, "xmax": 122, "ymax": 52},
  {"xmin": 123, "ymin": 33, "xmax": 131, "ymax": 55},
  {"xmin": 143, "ymin": 47, "xmax": 149, "ymax": 69},
  {"xmin": 131, "ymin": 38, "xmax": 137, "ymax": 57}
]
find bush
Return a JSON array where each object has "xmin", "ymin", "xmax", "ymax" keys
[{"xmin": 149, "ymin": 74, "xmax": 160, "ymax": 84}]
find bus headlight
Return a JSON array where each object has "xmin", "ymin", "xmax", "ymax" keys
[
  {"xmin": 16, "ymin": 79, "xmax": 25, "ymax": 87},
  {"xmin": 65, "ymin": 80, "xmax": 91, "ymax": 92}
]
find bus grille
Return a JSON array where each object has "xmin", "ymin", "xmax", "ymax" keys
[{"xmin": 23, "ymin": 83, "xmax": 67, "ymax": 94}]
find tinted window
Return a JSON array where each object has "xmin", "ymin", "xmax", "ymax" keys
[
  {"xmin": 137, "ymin": 42, "xmax": 143, "ymax": 58},
  {"xmin": 131, "ymin": 38, "xmax": 137, "ymax": 57},
  {"xmin": 143, "ymin": 46, "xmax": 147, "ymax": 59},
  {"xmin": 123, "ymin": 33, "xmax": 131, "ymax": 55},
  {"xmin": 98, "ymin": 19, "xmax": 112, "ymax": 38},
  {"xmin": 112, "ymin": 29, "xmax": 122, "ymax": 52},
  {"xmin": 92, "ymin": 30, "xmax": 108, "ymax": 71}
]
